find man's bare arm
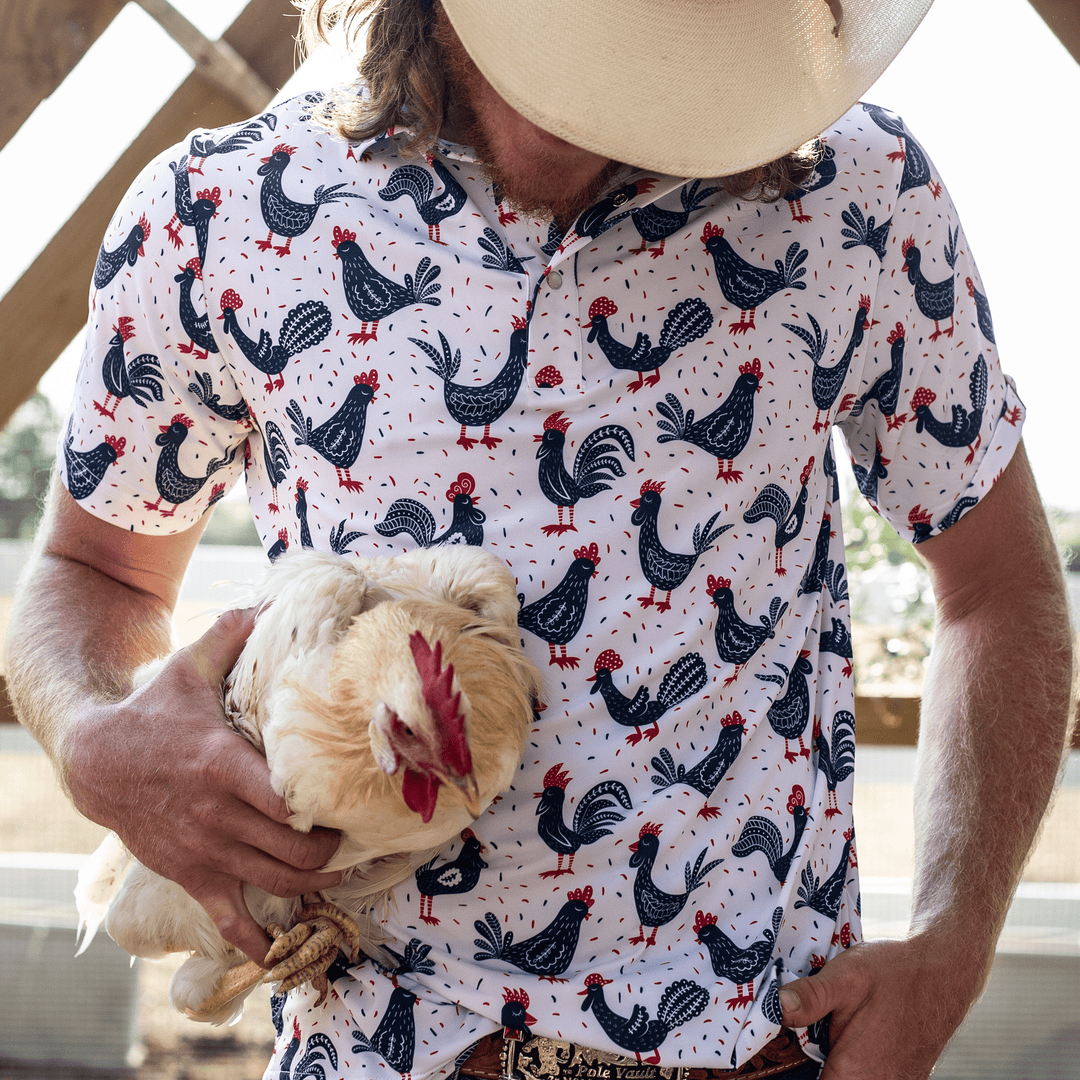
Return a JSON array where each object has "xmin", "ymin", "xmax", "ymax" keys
[
  {"xmin": 779, "ymin": 442, "xmax": 1075, "ymax": 1079},
  {"xmin": 6, "ymin": 476, "xmax": 342, "ymax": 963}
]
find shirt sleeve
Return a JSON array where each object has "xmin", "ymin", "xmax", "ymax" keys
[
  {"xmin": 56, "ymin": 140, "xmax": 250, "ymax": 533},
  {"xmin": 836, "ymin": 110, "xmax": 1023, "ymax": 544}
]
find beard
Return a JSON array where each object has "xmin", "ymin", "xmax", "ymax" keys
[{"xmin": 437, "ymin": 15, "xmax": 622, "ymax": 227}]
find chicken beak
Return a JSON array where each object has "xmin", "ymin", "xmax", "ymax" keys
[{"xmin": 456, "ymin": 773, "xmax": 484, "ymax": 819}]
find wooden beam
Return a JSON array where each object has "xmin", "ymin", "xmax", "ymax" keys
[
  {"xmin": 0, "ymin": 0, "xmax": 301, "ymax": 431},
  {"xmin": 1027, "ymin": 0, "xmax": 1080, "ymax": 67},
  {"xmin": 134, "ymin": 0, "xmax": 277, "ymax": 116},
  {"xmin": 0, "ymin": 0, "xmax": 127, "ymax": 153}
]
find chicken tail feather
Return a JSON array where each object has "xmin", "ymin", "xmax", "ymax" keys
[{"xmin": 74, "ymin": 832, "xmax": 131, "ymax": 956}]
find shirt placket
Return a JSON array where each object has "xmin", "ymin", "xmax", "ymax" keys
[{"xmin": 525, "ymin": 176, "xmax": 688, "ymax": 393}]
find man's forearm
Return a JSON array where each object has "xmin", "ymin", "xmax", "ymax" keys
[
  {"xmin": 910, "ymin": 528, "xmax": 1075, "ymax": 969},
  {"xmin": 5, "ymin": 545, "xmax": 174, "ymax": 787}
]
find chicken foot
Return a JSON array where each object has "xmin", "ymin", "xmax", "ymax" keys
[
  {"xmin": 184, "ymin": 895, "xmax": 362, "ymax": 1020},
  {"xmin": 265, "ymin": 895, "xmax": 363, "ymax": 1003}
]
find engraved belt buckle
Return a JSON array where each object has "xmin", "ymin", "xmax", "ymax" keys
[{"xmin": 500, "ymin": 1032, "xmax": 685, "ymax": 1080}]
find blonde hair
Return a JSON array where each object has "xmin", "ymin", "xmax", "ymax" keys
[{"xmin": 293, "ymin": 0, "xmax": 818, "ymax": 198}]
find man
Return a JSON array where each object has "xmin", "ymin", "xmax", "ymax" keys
[{"xmin": 7, "ymin": 0, "xmax": 1074, "ymax": 1077}]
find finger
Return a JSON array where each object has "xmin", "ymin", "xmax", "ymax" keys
[
  {"xmin": 185, "ymin": 606, "xmax": 258, "ymax": 686},
  {"xmin": 194, "ymin": 877, "xmax": 274, "ymax": 966},
  {"xmin": 779, "ymin": 954, "xmax": 867, "ymax": 1029},
  {"xmin": 215, "ymin": 838, "xmax": 345, "ymax": 898}
]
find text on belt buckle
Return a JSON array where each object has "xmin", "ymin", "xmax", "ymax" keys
[{"xmin": 501, "ymin": 1034, "xmax": 685, "ymax": 1080}]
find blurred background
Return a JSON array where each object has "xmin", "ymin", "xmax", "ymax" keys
[{"xmin": 1, "ymin": 0, "xmax": 1077, "ymax": 1076}]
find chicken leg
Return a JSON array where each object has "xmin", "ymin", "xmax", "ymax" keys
[{"xmin": 184, "ymin": 895, "xmax": 362, "ymax": 1022}]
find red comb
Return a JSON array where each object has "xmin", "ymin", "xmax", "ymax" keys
[
  {"xmin": 694, "ymin": 910, "xmax": 718, "ymax": 932},
  {"xmin": 409, "ymin": 631, "xmax": 471, "ymax": 778},
  {"xmin": 543, "ymin": 411, "xmax": 571, "ymax": 433}
]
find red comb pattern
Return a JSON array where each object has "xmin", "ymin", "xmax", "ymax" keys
[
  {"xmin": 594, "ymin": 649, "xmax": 622, "ymax": 673},
  {"xmin": 721, "ymin": 711, "xmax": 744, "ymax": 728},
  {"xmin": 296, "ymin": 478, "xmax": 308, "ymax": 492},
  {"xmin": 739, "ymin": 358, "xmax": 763, "ymax": 379},
  {"xmin": 700, "ymin": 222, "xmax": 723, "ymax": 243},
  {"xmin": 694, "ymin": 910, "xmax": 717, "ymax": 932},
  {"xmin": 332, "ymin": 225, "xmax": 356, "ymax": 247},
  {"xmin": 588, "ymin": 296, "xmax": 617, "ymax": 320},
  {"xmin": 901, "ymin": 235, "xmax": 916, "ymax": 254},
  {"xmin": 172, "ymin": 414, "xmax": 193, "ymax": 429},
  {"xmin": 568, "ymin": 885, "xmax": 594, "ymax": 908},
  {"xmin": 574, "ymin": 542, "xmax": 600, "ymax": 566},
  {"xmin": 446, "ymin": 472, "xmax": 475, "ymax": 500},
  {"xmin": 273, "ymin": 143, "xmax": 296, "ymax": 156},
  {"xmin": 908, "ymin": 504, "xmax": 932, "ymax": 525},
  {"xmin": 639, "ymin": 479, "xmax": 664, "ymax": 495},
  {"xmin": 584, "ymin": 973, "xmax": 610, "ymax": 987},
  {"xmin": 543, "ymin": 411, "xmax": 571, "ymax": 433},
  {"xmin": 887, "ymin": 322, "xmax": 905, "ymax": 344},
  {"xmin": 409, "ymin": 631, "xmax": 471, "ymax": 778},
  {"xmin": 787, "ymin": 785, "xmax": 806, "ymax": 813},
  {"xmin": 707, "ymin": 574, "xmax": 731, "ymax": 593},
  {"xmin": 503, "ymin": 987, "xmax": 530, "ymax": 1006},
  {"xmin": 543, "ymin": 763, "xmax": 571, "ymax": 789},
  {"xmin": 138, "ymin": 214, "xmax": 150, "ymax": 238},
  {"xmin": 859, "ymin": 294, "xmax": 872, "ymax": 312},
  {"xmin": 196, "ymin": 186, "xmax": 222, "ymax": 207},
  {"xmin": 115, "ymin": 316, "xmax": 135, "ymax": 341},
  {"xmin": 221, "ymin": 289, "xmax": 242, "ymax": 312},
  {"xmin": 910, "ymin": 387, "xmax": 936, "ymax": 410},
  {"xmin": 104, "ymin": 435, "xmax": 126, "ymax": 456},
  {"xmin": 639, "ymin": 822, "xmax": 662, "ymax": 839},
  {"xmin": 511, "ymin": 315, "xmax": 528, "ymax": 331},
  {"xmin": 355, "ymin": 370, "xmax": 380, "ymax": 391}
]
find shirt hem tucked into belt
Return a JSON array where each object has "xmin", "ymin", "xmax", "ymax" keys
[{"xmin": 458, "ymin": 1029, "xmax": 819, "ymax": 1080}]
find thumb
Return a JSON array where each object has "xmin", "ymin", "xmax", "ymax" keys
[
  {"xmin": 779, "ymin": 966, "xmax": 845, "ymax": 1029},
  {"xmin": 186, "ymin": 606, "xmax": 258, "ymax": 686}
]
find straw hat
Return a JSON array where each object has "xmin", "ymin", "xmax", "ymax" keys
[{"xmin": 439, "ymin": 0, "xmax": 934, "ymax": 177}]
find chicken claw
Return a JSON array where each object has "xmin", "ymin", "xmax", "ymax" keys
[{"xmin": 264, "ymin": 896, "xmax": 363, "ymax": 1004}]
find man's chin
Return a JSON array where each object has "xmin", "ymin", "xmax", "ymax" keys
[{"xmin": 483, "ymin": 154, "xmax": 623, "ymax": 228}]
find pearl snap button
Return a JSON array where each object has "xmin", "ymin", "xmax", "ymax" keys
[{"xmin": 545, "ymin": 270, "xmax": 563, "ymax": 290}]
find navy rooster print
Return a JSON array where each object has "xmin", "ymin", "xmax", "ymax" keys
[
  {"xmin": 695, "ymin": 905, "xmax": 784, "ymax": 1010},
  {"xmin": 334, "ymin": 224, "xmax": 441, "ymax": 343},
  {"xmin": 257, "ymin": 142, "xmax": 359, "ymax": 256},
  {"xmin": 732, "ymin": 785, "xmax": 811, "ymax": 885},
  {"xmin": 415, "ymin": 828, "xmax": 487, "ymax": 925},
  {"xmin": 584, "ymin": 294, "xmax": 714, "ymax": 392},
  {"xmin": 649, "ymin": 710, "xmax": 746, "ymax": 818},
  {"xmin": 218, "ymin": 289, "xmax": 333, "ymax": 393},
  {"xmin": 518, "ymin": 543, "xmax": 601, "ymax": 668},
  {"xmin": 535, "ymin": 411, "xmax": 634, "ymax": 535},
  {"xmin": 413, "ymin": 316, "xmax": 529, "ymax": 450},
  {"xmin": 628, "ymin": 822, "xmax": 721, "ymax": 946},
  {"xmin": 631, "ymin": 479, "xmax": 732, "ymax": 611},
  {"xmin": 654, "ymin": 357, "xmax": 762, "ymax": 482},
  {"xmin": 473, "ymin": 886, "xmax": 595, "ymax": 977},
  {"xmin": 579, "ymin": 974, "xmax": 710, "ymax": 1064},
  {"xmin": 378, "ymin": 155, "xmax": 468, "ymax": 244},
  {"xmin": 93, "ymin": 213, "xmax": 149, "ymax": 291},
  {"xmin": 63, "ymin": 417, "xmax": 126, "ymax": 501},
  {"xmin": 376, "ymin": 472, "xmax": 486, "ymax": 547},
  {"xmin": 700, "ymin": 222, "xmax": 808, "ymax": 334},
  {"xmin": 534, "ymin": 763, "xmax": 632, "ymax": 878},
  {"xmin": 286, "ymin": 369, "xmax": 380, "ymax": 492},
  {"xmin": 589, "ymin": 649, "xmax": 708, "ymax": 745}
]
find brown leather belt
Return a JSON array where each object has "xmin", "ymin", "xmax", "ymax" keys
[{"xmin": 459, "ymin": 1029, "xmax": 815, "ymax": 1080}]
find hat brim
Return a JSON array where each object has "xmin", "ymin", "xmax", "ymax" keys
[{"xmin": 440, "ymin": 0, "xmax": 934, "ymax": 177}]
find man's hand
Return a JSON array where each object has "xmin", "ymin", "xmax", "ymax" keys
[
  {"xmin": 779, "ymin": 934, "xmax": 988, "ymax": 1079},
  {"xmin": 66, "ymin": 608, "xmax": 343, "ymax": 964}
]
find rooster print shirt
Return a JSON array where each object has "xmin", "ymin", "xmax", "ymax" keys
[{"xmin": 60, "ymin": 93, "xmax": 1022, "ymax": 1075}]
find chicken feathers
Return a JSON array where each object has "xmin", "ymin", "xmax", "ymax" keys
[{"xmin": 74, "ymin": 546, "xmax": 541, "ymax": 1026}]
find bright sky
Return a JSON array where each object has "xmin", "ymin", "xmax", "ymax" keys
[{"xmin": 4, "ymin": 0, "xmax": 1077, "ymax": 510}]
